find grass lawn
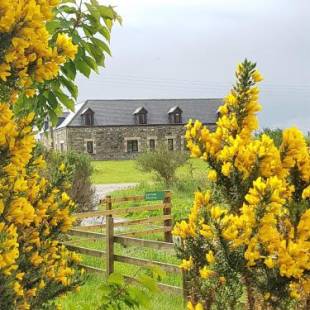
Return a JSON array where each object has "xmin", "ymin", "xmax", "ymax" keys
[
  {"xmin": 60, "ymin": 274, "xmax": 183, "ymax": 310},
  {"xmin": 91, "ymin": 158, "xmax": 207, "ymax": 184},
  {"xmin": 91, "ymin": 160, "xmax": 154, "ymax": 184}
]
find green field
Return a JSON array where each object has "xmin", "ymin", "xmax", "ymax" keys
[{"xmin": 91, "ymin": 158, "xmax": 207, "ymax": 184}]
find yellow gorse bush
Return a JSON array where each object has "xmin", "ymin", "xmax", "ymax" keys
[
  {"xmin": 173, "ymin": 60, "xmax": 310, "ymax": 309},
  {"xmin": 0, "ymin": 1, "xmax": 83, "ymax": 309},
  {"xmin": 0, "ymin": 0, "xmax": 76, "ymax": 100}
]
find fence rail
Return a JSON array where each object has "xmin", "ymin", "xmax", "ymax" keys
[{"xmin": 67, "ymin": 191, "xmax": 185, "ymax": 296}]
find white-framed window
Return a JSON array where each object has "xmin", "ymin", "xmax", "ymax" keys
[
  {"xmin": 165, "ymin": 135, "xmax": 177, "ymax": 151},
  {"xmin": 127, "ymin": 140, "xmax": 138, "ymax": 153},
  {"xmin": 147, "ymin": 136, "xmax": 157, "ymax": 151},
  {"xmin": 124, "ymin": 137, "xmax": 141, "ymax": 153},
  {"xmin": 84, "ymin": 139, "xmax": 96, "ymax": 154}
]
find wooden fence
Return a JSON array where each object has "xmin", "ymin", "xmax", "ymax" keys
[{"xmin": 65, "ymin": 191, "xmax": 185, "ymax": 296}]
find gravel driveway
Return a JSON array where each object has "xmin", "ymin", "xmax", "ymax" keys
[
  {"xmin": 93, "ymin": 183, "xmax": 138, "ymax": 203},
  {"xmin": 80, "ymin": 183, "xmax": 138, "ymax": 226}
]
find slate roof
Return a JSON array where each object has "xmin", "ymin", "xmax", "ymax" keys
[{"xmin": 57, "ymin": 98, "xmax": 222, "ymax": 128}]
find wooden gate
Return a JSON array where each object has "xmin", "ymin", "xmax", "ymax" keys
[{"xmin": 64, "ymin": 191, "xmax": 185, "ymax": 295}]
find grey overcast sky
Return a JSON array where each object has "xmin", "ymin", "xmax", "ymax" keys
[{"xmin": 76, "ymin": 0, "xmax": 310, "ymax": 132}]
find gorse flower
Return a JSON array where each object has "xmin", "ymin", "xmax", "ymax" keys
[
  {"xmin": 0, "ymin": 1, "xmax": 83, "ymax": 308},
  {"xmin": 174, "ymin": 59, "xmax": 310, "ymax": 309},
  {"xmin": 0, "ymin": 102, "xmax": 83, "ymax": 308},
  {"xmin": 0, "ymin": 0, "xmax": 77, "ymax": 99}
]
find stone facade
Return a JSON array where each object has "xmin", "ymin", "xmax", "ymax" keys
[{"xmin": 51, "ymin": 124, "xmax": 206, "ymax": 160}]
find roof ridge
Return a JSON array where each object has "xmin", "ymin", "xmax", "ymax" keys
[{"xmin": 85, "ymin": 98, "xmax": 223, "ymax": 101}]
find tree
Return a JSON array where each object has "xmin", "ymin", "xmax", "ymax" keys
[
  {"xmin": 136, "ymin": 145, "xmax": 188, "ymax": 186},
  {"xmin": 173, "ymin": 60, "xmax": 310, "ymax": 309},
  {"xmin": 0, "ymin": 1, "xmax": 119, "ymax": 308}
]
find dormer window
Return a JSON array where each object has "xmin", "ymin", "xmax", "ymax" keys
[
  {"xmin": 133, "ymin": 106, "xmax": 147, "ymax": 125},
  {"xmin": 168, "ymin": 106, "xmax": 183, "ymax": 124},
  {"xmin": 81, "ymin": 108, "xmax": 94, "ymax": 126}
]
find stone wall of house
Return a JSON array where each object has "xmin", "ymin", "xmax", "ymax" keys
[
  {"xmin": 53, "ymin": 128, "xmax": 67, "ymax": 152},
  {"xmin": 65, "ymin": 124, "xmax": 215, "ymax": 160}
]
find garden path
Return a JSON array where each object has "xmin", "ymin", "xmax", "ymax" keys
[
  {"xmin": 80, "ymin": 183, "xmax": 137, "ymax": 226},
  {"xmin": 93, "ymin": 183, "xmax": 138, "ymax": 203}
]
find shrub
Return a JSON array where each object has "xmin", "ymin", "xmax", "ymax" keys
[
  {"xmin": 136, "ymin": 145, "xmax": 188, "ymax": 186},
  {"xmin": 173, "ymin": 59, "xmax": 310, "ymax": 309},
  {"xmin": 37, "ymin": 146, "xmax": 95, "ymax": 213}
]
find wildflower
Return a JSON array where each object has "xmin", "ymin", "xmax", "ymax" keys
[
  {"xmin": 207, "ymin": 170, "xmax": 217, "ymax": 182},
  {"xmin": 206, "ymin": 250, "xmax": 215, "ymax": 264},
  {"xmin": 199, "ymin": 266, "xmax": 214, "ymax": 279},
  {"xmin": 180, "ymin": 257, "xmax": 193, "ymax": 271}
]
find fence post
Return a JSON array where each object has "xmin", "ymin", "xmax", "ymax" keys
[
  {"xmin": 106, "ymin": 195, "xmax": 114, "ymax": 276},
  {"xmin": 182, "ymin": 270, "xmax": 188, "ymax": 306},
  {"xmin": 163, "ymin": 191, "xmax": 172, "ymax": 243}
]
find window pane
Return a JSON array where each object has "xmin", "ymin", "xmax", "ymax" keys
[
  {"xmin": 87, "ymin": 141, "xmax": 93, "ymax": 153},
  {"xmin": 127, "ymin": 140, "xmax": 138, "ymax": 153},
  {"xmin": 84, "ymin": 112, "xmax": 94, "ymax": 126},
  {"xmin": 175, "ymin": 113, "xmax": 181, "ymax": 124},
  {"xmin": 138, "ymin": 114, "xmax": 146, "ymax": 124},
  {"xmin": 168, "ymin": 139, "xmax": 174, "ymax": 151}
]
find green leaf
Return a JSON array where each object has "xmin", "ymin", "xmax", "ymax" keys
[
  {"xmin": 59, "ymin": 5, "xmax": 76, "ymax": 14},
  {"xmin": 47, "ymin": 91, "xmax": 59, "ymax": 109},
  {"xmin": 83, "ymin": 55, "xmax": 98, "ymax": 73},
  {"xmin": 91, "ymin": 38, "xmax": 111, "ymax": 56},
  {"xmin": 48, "ymin": 109, "xmax": 59, "ymax": 126},
  {"xmin": 104, "ymin": 18, "xmax": 113, "ymax": 31},
  {"xmin": 55, "ymin": 89, "xmax": 75, "ymax": 111},
  {"xmin": 86, "ymin": 43, "xmax": 105, "ymax": 66},
  {"xmin": 99, "ymin": 6, "xmax": 115, "ymax": 19},
  {"xmin": 136, "ymin": 274, "xmax": 157, "ymax": 292},
  {"xmin": 85, "ymin": 3, "xmax": 100, "ymax": 21},
  {"xmin": 60, "ymin": 76, "xmax": 78, "ymax": 99},
  {"xmin": 61, "ymin": 61, "xmax": 76, "ymax": 80},
  {"xmin": 108, "ymin": 273, "xmax": 124, "ymax": 286},
  {"xmin": 75, "ymin": 58, "xmax": 91, "ymax": 77},
  {"xmin": 82, "ymin": 24, "xmax": 95, "ymax": 37},
  {"xmin": 98, "ymin": 25, "xmax": 111, "ymax": 42},
  {"xmin": 46, "ymin": 20, "xmax": 61, "ymax": 33}
]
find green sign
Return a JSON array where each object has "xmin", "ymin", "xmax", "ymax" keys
[{"xmin": 144, "ymin": 191, "xmax": 165, "ymax": 201}]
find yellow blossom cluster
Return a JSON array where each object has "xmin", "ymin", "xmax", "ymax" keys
[
  {"xmin": 173, "ymin": 60, "xmax": 310, "ymax": 308},
  {"xmin": 0, "ymin": 0, "xmax": 77, "ymax": 98},
  {"xmin": 0, "ymin": 102, "xmax": 82, "ymax": 308}
]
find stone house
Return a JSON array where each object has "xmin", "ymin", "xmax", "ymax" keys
[{"xmin": 39, "ymin": 98, "xmax": 222, "ymax": 160}]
